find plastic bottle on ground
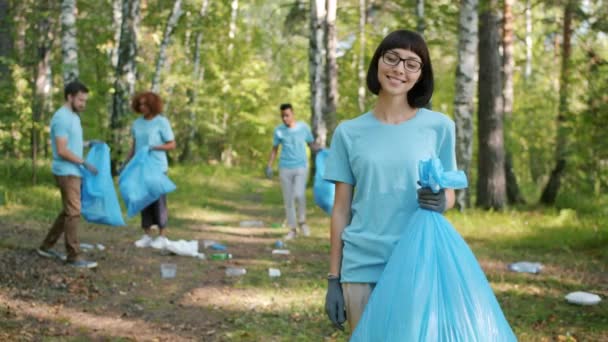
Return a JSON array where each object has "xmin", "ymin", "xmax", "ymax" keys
[
  {"xmin": 508, "ymin": 261, "xmax": 543, "ymax": 274},
  {"xmin": 268, "ymin": 268, "xmax": 281, "ymax": 277},
  {"xmin": 211, "ymin": 253, "xmax": 232, "ymax": 260},
  {"xmin": 225, "ymin": 267, "xmax": 247, "ymax": 276}
]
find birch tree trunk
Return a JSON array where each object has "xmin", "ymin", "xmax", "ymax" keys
[
  {"xmin": 502, "ymin": 0, "xmax": 525, "ymax": 204},
  {"xmin": 416, "ymin": 0, "xmax": 425, "ymax": 35},
  {"xmin": 524, "ymin": 0, "xmax": 532, "ymax": 80},
  {"xmin": 540, "ymin": 0, "xmax": 574, "ymax": 205},
  {"xmin": 32, "ymin": 1, "xmax": 55, "ymax": 184},
  {"xmin": 221, "ymin": 0, "xmax": 238, "ymax": 166},
  {"xmin": 111, "ymin": 0, "xmax": 122, "ymax": 69},
  {"xmin": 357, "ymin": 0, "xmax": 366, "ymax": 112},
  {"xmin": 476, "ymin": 0, "xmax": 506, "ymax": 210},
  {"xmin": 151, "ymin": 0, "xmax": 183, "ymax": 93},
  {"xmin": 324, "ymin": 0, "xmax": 337, "ymax": 145},
  {"xmin": 310, "ymin": 0, "xmax": 327, "ymax": 147},
  {"xmin": 60, "ymin": 0, "xmax": 79, "ymax": 84},
  {"xmin": 111, "ymin": 0, "xmax": 140, "ymax": 170},
  {"xmin": 453, "ymin": 0, "xmax": 478, "ymax": 210},
  {"xmin": 180, "ymin": 0, "xmax": 210, "ymax": 162}
]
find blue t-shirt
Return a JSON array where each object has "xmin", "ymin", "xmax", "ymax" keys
[
  {"xmin": 131, "ymin": 115, "xmax": 175, "ymax": 172},
  {"xmin": 50, "ymin": 106, "xmax": 83, "ymax": 177},
  {"xmin": 324, "ymin": 109, "xmax": 457, "ymax": 283},
  {"xmin": 273, "ymin": 121, "xmax": 314, "ymax": 169}
]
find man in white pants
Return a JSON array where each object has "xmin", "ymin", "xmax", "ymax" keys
[{"xmin": 266, "ymin": 103, "xmax": 317, "ymax": 240}]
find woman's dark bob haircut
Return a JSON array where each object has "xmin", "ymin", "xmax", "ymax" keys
[{"xmin": 366, "ymin": 30, "xmax": 434, "ymax": 108}]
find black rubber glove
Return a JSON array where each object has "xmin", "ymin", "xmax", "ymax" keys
[
  {"xmin": 265, "ymin": 165, "xmax": 273, "ymax": 179},
  {"xmin": 325, "ymin": 277, "xmax": 346, "ymax": 331},
  {"xmin": 82, "ymin": 161, "xmax": 98, "ymax": 175},
  {"xmin": 417, "ymin": 187, "xmax": 447, "ymax": 213}
]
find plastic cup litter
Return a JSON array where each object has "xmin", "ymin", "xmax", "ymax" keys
[
  {"xmin": 160, "ymin": 263, "xmax": 177, "ymax": 278},
  {"xmin": 268, "ymin": 268, "xmax": 281, "ymax": 277}
]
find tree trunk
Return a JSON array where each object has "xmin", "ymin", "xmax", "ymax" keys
[
  {"xmin": 179, "ymin": 0, "xmax": 209, "ymax": 163},
  {"xmin": 32, "ymin": 1, "xmax": 55, "ymax": 185},
  {"xmin": 476, "ymin": 0, "xmax": 506, "ymax": 210},
  {"xmin": 61, "ymin": 0, "xmax": 79, "ymax": 83},
  {"xmin": 524, "ymin": 0, "xmax": 532, "ymax": 80},
  {"xmin": 111, "ymin": 0, "xmax": 140, "ymax": 170},
  {"xmin": 0, "ymin": 0, "xmax": 12, "ymax": 79},
  {"xmin": 324, "ymin": 0, "xmax": 337, "ymax": 145},
  {"xmin": 221, "ymin": 0, "xmax": 238, "ymax": 167},
  {"xmin": 540, "ymin": 0, "xmax": 574, "ymax": 205},
  {"xmin": 357, "ymin": 0, "xmax": 366, "ymax": 112},
  {"xmin": 416, "ymin": 0, "xmax": 425, "ymax": 35},
  {"xmin": 310, "ymin": 0, "xmax": 326, "ymax": 147},
  {"xmin": 111, "ymin": 0, "xmax": 122, "ymax": 69},
  {"xmin": 151, "ymin": 0, "xmax": 183, "ymax": 93},
  {"xmin": 502, "ymin": 0, "xmax": 525, "ymax": 205},
  {"xmin": 453, "ymin": 0, "xmax": 478, "ymax": 210}
]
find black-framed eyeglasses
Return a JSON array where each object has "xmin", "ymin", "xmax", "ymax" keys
[{"xmin": 382, "ymin": 51, "xmax": 423, "ymax": 73}]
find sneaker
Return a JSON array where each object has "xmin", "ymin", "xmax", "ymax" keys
[
  {"xmin": 67, "ymin": 259, "xmax": 98, "ymax": 269},
  {"xmin": 150, "ymin": 236, "xmax": 169, "ymax": 250},
  {"xmin": 299, "ymin": 223, "xmax": 311, "ymax": 237},
  {"xmin": 284, "ymin": 230, "xmax": 297, "ymax": 240},
  {"xmin": 36, "ymin": 248, "xmax": 67, "ymax": 261},
  {"xmin": 134, "ymin": 234, "xmax": 153, "ymax": 248}
]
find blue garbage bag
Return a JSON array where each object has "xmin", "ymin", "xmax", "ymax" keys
[
  {"xmin": 351, "ymin": 158, "xmax": 517, "ymax": 342},
  {"xmin": 314, "ymin": 149, "xmax": 335, "ymax": 215},
  {"xmin": 118, "ymin": 147, "xmax": 176, "ymax": 217},
  {"xmin": 81, "ymin": 143, "xmax": 126, "ymax": 226}
]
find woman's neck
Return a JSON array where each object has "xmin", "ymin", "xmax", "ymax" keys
[{"xmin": 372, "ymin": 93, "xmax": 417, "ymax": 124}]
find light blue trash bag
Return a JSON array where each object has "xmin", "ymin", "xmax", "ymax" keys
[
  {"xmin": 81, "ymin": 143, "xmax": 126, "ymax": 226},
  {"xmin": 314, "ymin": 149, "xmax": 335, "ymax": 214},
  {"xmin": 119, "ymin": 147, "xmax": 176, "ymax": 217},
  {"xmin": 351, "ymin": 158, "xmax": 517, "ymax": 342}
]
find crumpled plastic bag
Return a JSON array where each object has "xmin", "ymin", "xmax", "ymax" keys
[
  {"xmin": 313, "ymin": 149, "xmax": 335, "ymax": 215},
  {"xmin": 81, "ymin": 143, "xmax": 126, "ymax": 226},
  {"xmin": 351, "ymin": 158, "xmax": 516, "ymax": 342},
  {"xmin": 118, "ymin": 147, "xmax": 176, "ymax": 217},
  {"xmin": 165, "ymin": 239, "xmax": 199, "ymax": 257}
]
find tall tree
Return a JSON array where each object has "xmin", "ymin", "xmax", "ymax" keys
[
  {"xmin": 416, "ymin": 0, "xmax": 425, "ymax": 35},
  {"xmin": 111, "ymin": 0, "xmax": 122, "ymax": 69},
  {"xmin": 151, "ymin": 0, "xmax": 183, "ymax": 93},
  {"xmin": 0, "ymin": 0, "xmax": 11, "ymax": 80},
  {"xmin": 476, "ymin": 0, "xmax": 506, "ymax": 209},
  {"xmin": 180, "ymin": 0, "xmax": 210, "ymax": 162},
  {"xmin": 310, "ymin": 0, "xmax": 326, "ymax": 147},
  {"xmin": 324, "ymin": 0, "xmax": 337, "ymax": 144},
  {"xmin": 60, "ymin": 0, "xmax": 79, "ymax": 84},
  {"xmin": 32, "ymin": 0, "xmax": 55, "ymax": 184},
  {"xmin": 357, "ymin": 0, "xmax": 366, "ymax": 112},
  {"xmin": 502, "ymin": 0, "xmax": 525, "ymax": 204},
  {"xmin": 540, "ymin": 0, "xmax": 574, "ymax": 205},
  {"xmin": 524, "ymin": 0, "xmax": 533, "ymax": 80},
  {"xmin": 453, "ymin": 0, "xmax": 478, "ymax": 210},
  {"xmin": 221, "ymin": 0, "xmax": 239, "ymax": 166},
  {"xmin": 111, "ymin": 0, "xmax": 140, "ymax": 169}
]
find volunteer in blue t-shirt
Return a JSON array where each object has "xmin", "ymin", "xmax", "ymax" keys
[
  {"xmin": 266, "ymin": 103, "xmax": 317, "ymax": 240},
  {"xmin": 36, "ymin": 81, "xmax": 100, "ymax": 269},
  {"xmin": 124, "ymin": 91, "xmax": 176, "ymax": 250},
  {"xmin": 324, "ymin": 30, "xmax": 458, "ymax": 333}
]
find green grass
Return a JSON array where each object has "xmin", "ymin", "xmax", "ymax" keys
[{"xmin": 0, "ymin": 159, "xmax": 606, "ymax": 341}]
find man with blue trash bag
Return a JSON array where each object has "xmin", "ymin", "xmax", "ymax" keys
[
  {"xmin": 36, "ymin": 81, "xmax": 100, "ymax": 269},
  {"xmin": 265, "ymin": 103, "xmax": 319, "ymax": 240}
]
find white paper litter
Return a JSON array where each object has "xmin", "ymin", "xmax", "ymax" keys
[{"xmin": 565, "ymin": 291, "xmax": 601, "ymax": 306}]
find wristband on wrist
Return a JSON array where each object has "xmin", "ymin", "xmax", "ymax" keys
[{"xmin": 327, "ymin": 273, "xmax": 339, "ymax": 280}]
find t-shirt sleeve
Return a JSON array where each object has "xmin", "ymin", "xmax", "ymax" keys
[
  {"xmin": 160, "ymin": 117, "xmax": 175, "ymax": 142},
  {"xmin": 438, "ymin": 119, "xmax": 457, "ymax": 172},
  {"xmin": 304, "ymin": 123, "xmax": 314, "ymax": 143},
  {"xmin": 272, "ymin": 127, "xmax": 281, "ymax": 147},
  {"xmin": 324, "ymin": 124, "xmax": 355, "ymax": 185},
  {"xmin": 52, "ymin": 114, "xmax": 69, "ymax": 139}
]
